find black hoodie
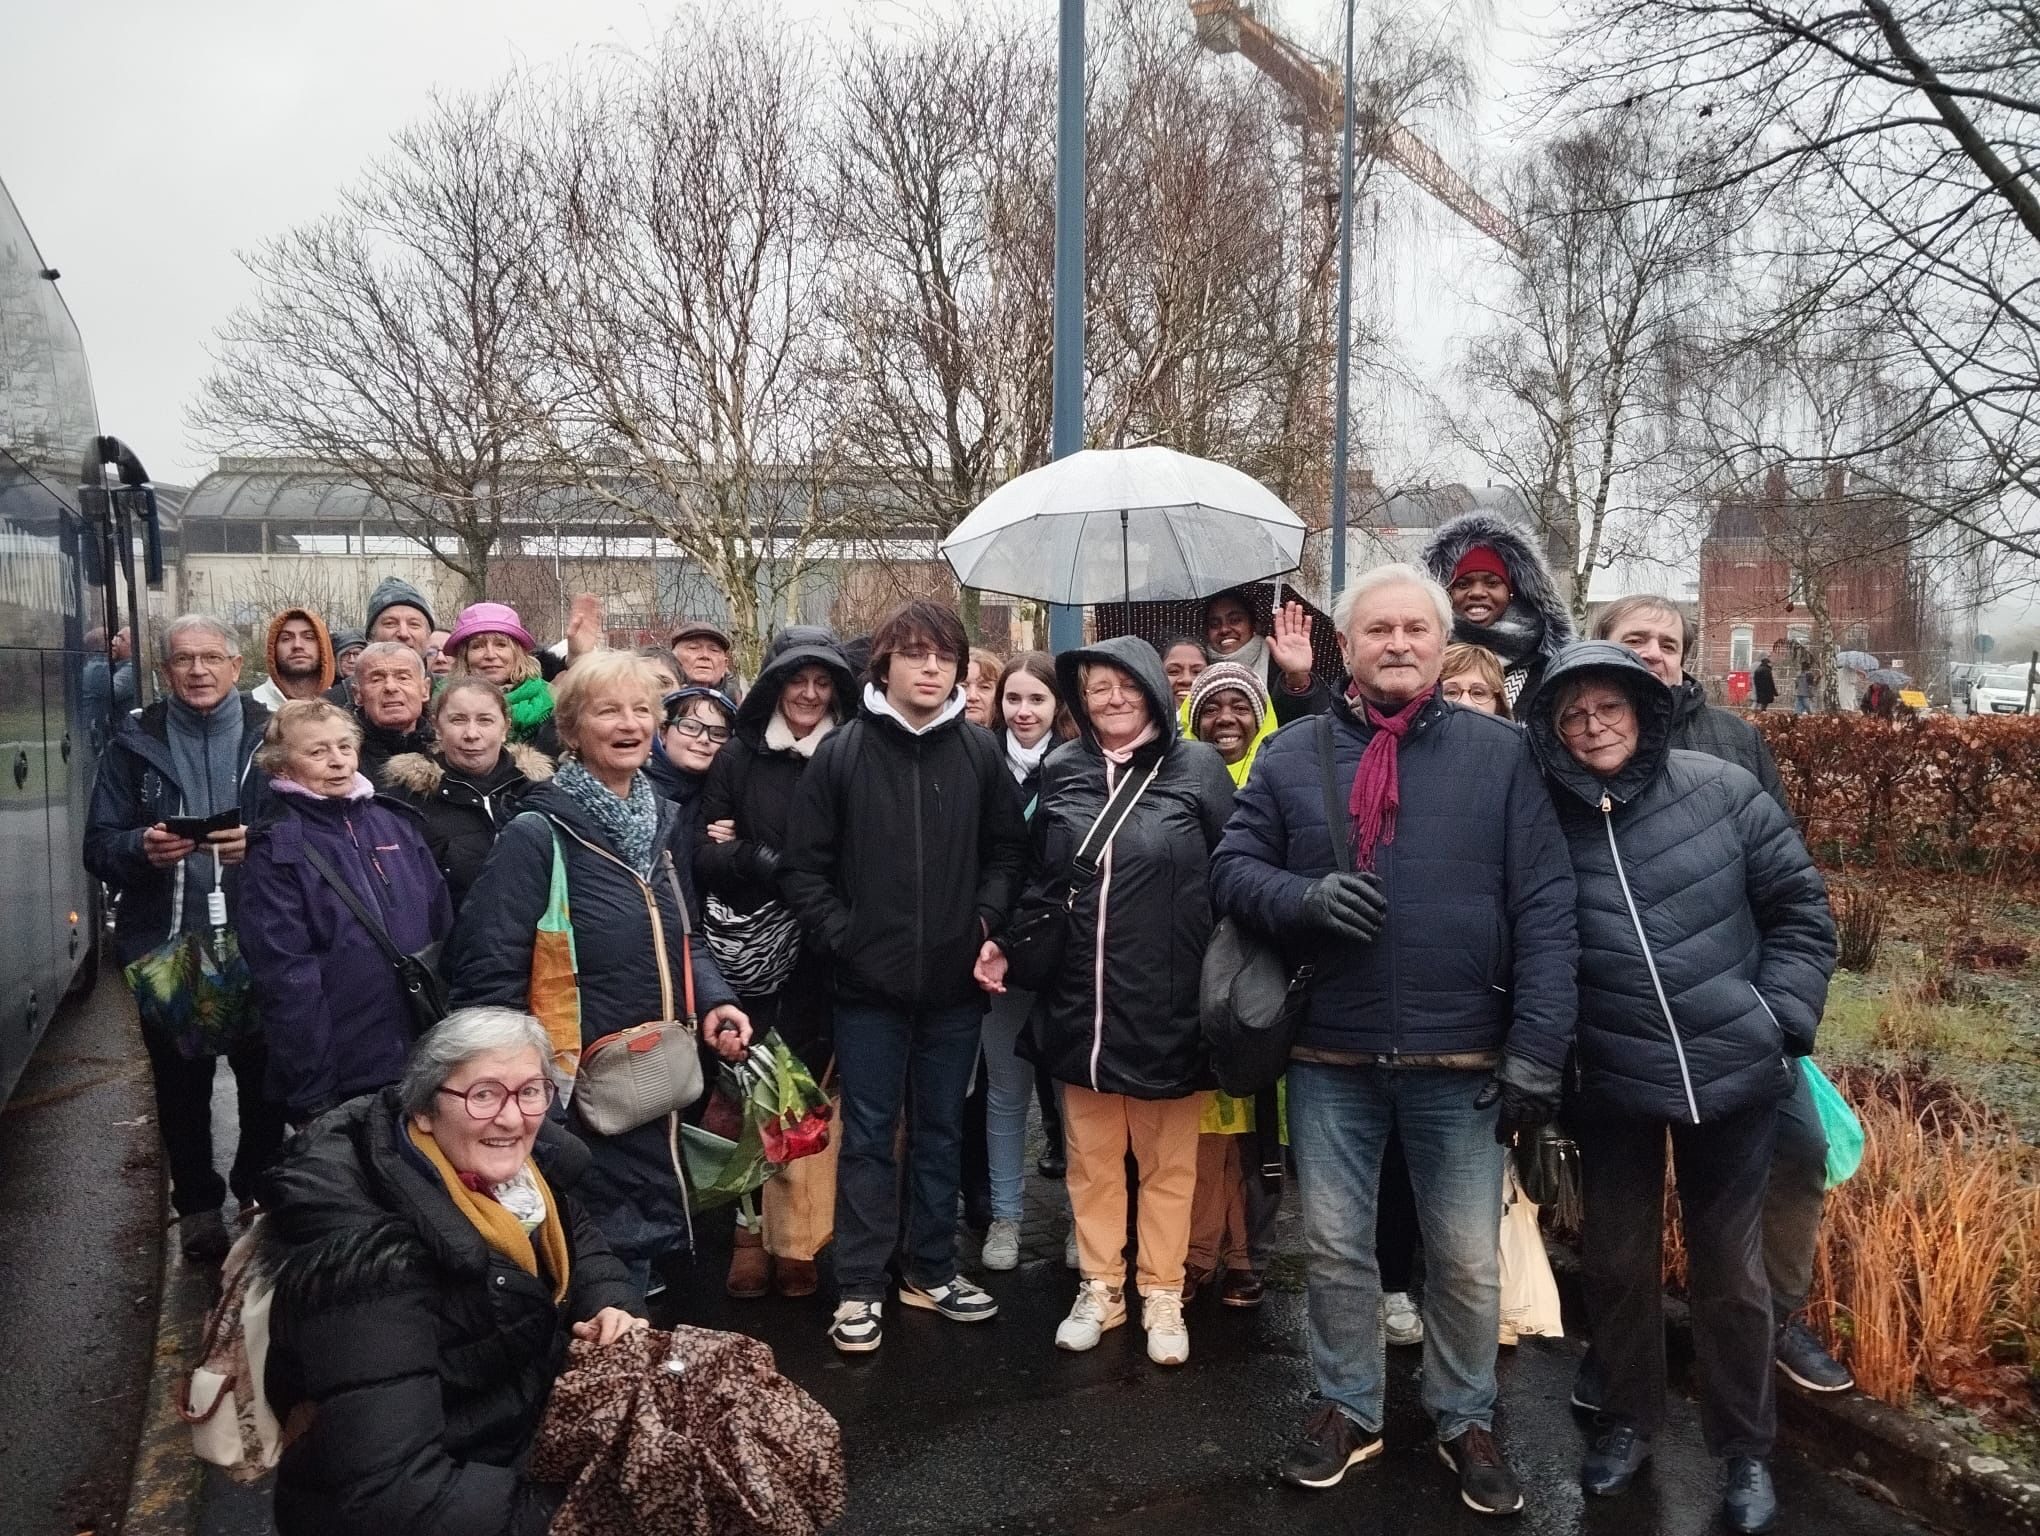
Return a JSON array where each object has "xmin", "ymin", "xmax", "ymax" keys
[
  {"xmin": 1006, "ymin": 635, "xmax": 1235, "ymax": 1099},
  {"xmin": 1421, "ymin": 510, "xmax": 1577, "ymax": 708},
  {"xmin": 1524, "ymin": 643, "xmax": 1835, "ymax": 1124}
]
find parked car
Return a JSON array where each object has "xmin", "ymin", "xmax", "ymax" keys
[{"xmin": 1969, "ymin": 665, "xmax": 2037, "ymax": 715}]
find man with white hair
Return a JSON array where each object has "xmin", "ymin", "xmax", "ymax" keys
[
  {"xmin": 348, "ymin": 640, "xmax": 434, "ymax": 783},
  {"xmin": 1210, "ymin": 563, "xmax": 1579, "ymax": 1517},
  {"xmin": 84, "ymin": 614, "xmax": 285, "ymax": 1262}
]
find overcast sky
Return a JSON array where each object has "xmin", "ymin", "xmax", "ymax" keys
[{"xmin": 4, "ymin": 1, "xmax": 1547, "ymax": 486}]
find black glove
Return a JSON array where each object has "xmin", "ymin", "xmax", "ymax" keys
[
  {"xmin": 1475, "ymin": 1054, "xmax": 1564, "ymax": 1146},
  {"xmin": 737, "ymin": 842, "xmax": 781, "ymax": 887},
  {"xmin": 1299, "ymin": 871, "xmax": 1386, "ymax": 944}
]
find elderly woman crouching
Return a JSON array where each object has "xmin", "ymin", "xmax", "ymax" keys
[{"xmin": 258, "ymin": 1009, "xmax": 644, "ymax": 1536}]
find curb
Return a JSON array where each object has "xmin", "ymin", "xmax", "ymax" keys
[
  {"xmin": 120, "ymin": 1212, "xmax": 208, "ymax": 1536},
  {"xmin": 1547, "ymin": 1243, "xmax": 2040, "ymax": 1536}
]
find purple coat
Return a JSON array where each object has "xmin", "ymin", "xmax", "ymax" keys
[{"xmin": 240, "ymin": 776, "xmax": 453, "ymax": 1119}]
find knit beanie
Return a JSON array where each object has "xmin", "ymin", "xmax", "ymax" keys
[
  {"xmin": 1450, "ymin": 545, "xmax": 1511, "ymax": 588},
  {"xmin": 365, "ymin": 576, "xmax": 435, "ymax": 634},
  {"xmin": 1187, "ymin": 660, "xmax": 1269, "ymax": 731}
]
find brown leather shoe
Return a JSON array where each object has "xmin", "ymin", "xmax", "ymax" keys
[
  {"xmin": 1182, "ymin": 1265, "xmax": 1212, "ymax": 1304},
  {"xmin": 1220, "ymin": 1269, "xmax": 1266, "ymax": 1308},
  {"xmin": 726, "ymin": 1228, "xmax": 770, "ymax": 1298},
  {"xmin": 775, "ymin": 1258, "xmax": 819, "ymax": 1298}
]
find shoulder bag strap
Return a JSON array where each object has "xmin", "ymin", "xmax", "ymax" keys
[
  {"xmin": 657, "ymin": 848, "xmax": 698, "ymax": 1025},
  {"xmin": 1317, "ymin": 713, "xmax": 1352, "ymax": 876},
  {"xmin": 298, "ymin": 842, "xmax": 407, "ymax": 967},
  {"xmin": 1068, "ymin": 756, "xmax": 1164, "ymax": 888}
]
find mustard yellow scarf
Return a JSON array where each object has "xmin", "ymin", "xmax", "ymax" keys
[{"xmin": 408, "ymin": 1123, "xmax": 571, "ymax": 1303}]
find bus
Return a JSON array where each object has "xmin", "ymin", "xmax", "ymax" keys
[{"xmin": 0, "ymin": 175, "xmax": 154, "ymax": 1102}]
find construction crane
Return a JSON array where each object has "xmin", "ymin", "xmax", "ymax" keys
[{"xmin": 1188, "ymin": 0, "xmax": 1522, "ymax": 255}]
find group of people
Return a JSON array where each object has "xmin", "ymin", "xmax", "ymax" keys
[{"xmin": 84, "ymin": 508, "xmax": 1842, "ymax": 1534}]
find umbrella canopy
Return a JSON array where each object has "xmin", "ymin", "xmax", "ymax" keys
[
  {"xmin": 940, "ymin": 446, "xmax": 1306, "ymax": 606},
  {"xmin": 1836, "ymin": 650, "xmax": 1880, "ymax": 673},
  {"xmin": 1867, "ymin": 667, "xmax": 1913, "ymax": 687}
]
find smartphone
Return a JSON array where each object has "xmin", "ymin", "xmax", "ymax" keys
[{"xmin": 162, "ymin": 809, "xmax": 241, "ymax": 840}]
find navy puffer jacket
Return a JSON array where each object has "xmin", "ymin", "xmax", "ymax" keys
[
  {"xmin": 1525, "ymin": 644, "xmax": 1836, "ymax": 1124},
  {"xmin": 1209, "ymin": 688, "xmax": 1580, "ymax": 1073}
]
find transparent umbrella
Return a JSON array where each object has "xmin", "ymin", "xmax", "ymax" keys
[
  {"xmin": 939, "ymin": 446, "xmax": 1307, "ymax": 606},
  {"xmin": 1835, "ymin": 650, "xmax": 1880, "ymax": 673}
]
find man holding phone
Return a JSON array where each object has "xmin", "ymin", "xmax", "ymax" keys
[{"xmin": 84, "ymin": 614, "xmax": 285, "ymax": 1262}]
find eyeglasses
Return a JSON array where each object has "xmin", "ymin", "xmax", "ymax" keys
[
  {"xmin": 667, "ymin": 716, "xmax": 731, "ymax": 742},
  {"xmin": 894, "ymin": 645, "xmax": 948, "ymax": 665},
  {"xmin": 167, "ymin": 652, "xmax": 234, "ymax": 671},
  {"xmin": 436, "ymin": 1077, "xmax": 558, "ymax": 1119},
  {"xmin": 1082, "ymin": 680, "xmax": 1140, "ymax": 703},
  {"xmin": 1557, "ymin": 702, "xmax": 1633, "ymax": 736},
  {"xmin": 1443, "ymin": 682, "xmax": 1496, "ymax": 704}
]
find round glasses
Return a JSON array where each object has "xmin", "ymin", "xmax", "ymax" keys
[{"xmin": 436, "ymin": 1077, "xmax": 558, "ymax": 1119}]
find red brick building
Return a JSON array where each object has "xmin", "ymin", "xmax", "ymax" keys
[{"xmin": 1696, "ymin": 468, "xmax": 1917, "ymax": 688}]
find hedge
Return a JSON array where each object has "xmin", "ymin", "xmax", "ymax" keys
[{"xmin": 1755, "ymin": 713, "xmax": 2040, "ymax": 881}]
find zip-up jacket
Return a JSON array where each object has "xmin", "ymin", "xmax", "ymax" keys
[
  {"xmin": 1007, "ymin": 636, "xmax": 1235, "ymax": 1099},
  {"xmin": 1525, "ymin": 644, "xmax": 1836, "ymax": 1124},
  {"xmin": 83, "ymin": 693, "xmax": 275, "ymax": 967},
  {"xmin": 239, "ymin": 780, "xmax": 453, "ymax": 1120},
  {"xmin": 380, "ymin": 746, "xmax": 553, "ymax": 911},
  {"xmin": 1209, "ymin": 688, "xmax": 1579, "ymax": 1073},
  {"xmin": 781, "ymin": 686, "xmax": 1028, "ymax": 1011},
  {"xmin": 1668, "ymin": 676, "xmax": 1791, "ymax": 819}
]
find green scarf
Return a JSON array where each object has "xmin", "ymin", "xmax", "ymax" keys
[{"xmin": 505, "ymin": 674, "xmax": 555, "ymax": 743}]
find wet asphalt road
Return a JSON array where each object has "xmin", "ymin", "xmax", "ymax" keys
[{"xmin": 0, "ymin": 962, "xmax": 161, "ymax": 1536}]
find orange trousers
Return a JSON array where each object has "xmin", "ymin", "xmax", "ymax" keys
[{"xmin": 1062, "ymin": 1083, "xmax": 1207, "ymax": 1295}]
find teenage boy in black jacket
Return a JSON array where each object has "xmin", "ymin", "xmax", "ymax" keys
[{"xmin": 782, "ymin": 599, "xmax": 1027, "ymax": 1354}]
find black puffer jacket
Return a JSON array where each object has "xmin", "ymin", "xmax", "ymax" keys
[
  {"xmin": 782, "ymin": 683, "xmax": 1028, "ymax": 1011},
  {"xmin": 380, "ymin": 746, "xmax": 553, "ymax": 911},
  {"xmin": 257, "ymin": 1090, "xmax": 638, "ymax": 1536},
  {"xmin": 1007, "ymin": 636, "xmax": 1234, "ymax": 1099},
  {"xmin": 446, "ymin": 783, "xmax": 737, "ymax": 1268},
  {"xmin": 1211, "ymin": 689, "xmax": 1579, "ymax": 1072},
  {"xmin": 696, "ymin": 628, "xmax": 855, "ymax": 915},
  {"xmin": 1526, "ymin": 644, "xmax": 1836, "ymax": 1124},
  {"xmin": 1421, "ymin": 510, "xmax": 1576, "ymax": 708},
  {"xmin": 1668, "ymin": 676, "xmax": 1791, "ymax": 818}
]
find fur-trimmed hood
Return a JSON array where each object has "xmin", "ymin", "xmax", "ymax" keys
[
  {"xmin": 380, "ymin": 742, "xmax": 554, "ymax": 798},
  {"xmin": 1420, "ymin": 511, "xmax": 1575, "ymax": 663}
]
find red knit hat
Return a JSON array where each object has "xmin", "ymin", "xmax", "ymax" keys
[{"xmin": 1451, "ymin": 545, "xmax": 1511, "ymax": 587}]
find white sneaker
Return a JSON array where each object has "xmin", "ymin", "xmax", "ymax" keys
[
  {"xmin": 1064, "ymin": 1225, "xmax": 1080, "ymax": 1270},
  {"xmin": 1055, "ymin": 1280, "xmax": 1127, "ymax": 1352},
  {"xmin": 1384, "ymin": 1290, "xmax": 1424, "ymax": 1346},
  {"xmin": 982, "ymin": 1218, "xmax": 1021, "ymax": 1272},
  {"xmin": 829, "ymin": 1299, "xmax": 883, "ymax": 1353},
  {"xmin": 1143, "ymin": 1288, "xmax": 1190, "ymax": 1366}
]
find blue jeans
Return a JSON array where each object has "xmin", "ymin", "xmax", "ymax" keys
[
  {"xmin": 981, "ymin": 988, "xmax": 1036, "ymax": 1223},
  {"xmin": 1288, "ymin": 1062, "xmax": 1503, "ymax": 1439},
  {"xmin": 832, "ymin": 1001, "xmax": 983, "ymax": 1301}
]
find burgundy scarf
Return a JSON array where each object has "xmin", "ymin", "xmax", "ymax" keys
[{"xmin": 1346, "ymin": 685, "xmax": 1435, "ymax": 871}]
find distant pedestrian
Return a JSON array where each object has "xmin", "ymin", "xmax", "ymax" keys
[
  {"xmin": 1421, "ymin": 513, "xmax": 1575, "ymax": 709},
  {"xmin": 1524, "ymin": 643, "xmax": 1835, "ymax": 1536},
  {"xmin": 83, "ymin": 614, "xmax": 284, "ymax": 1261},
  {"xmin": 240, "ymin": 699, "xmax": 452, "ymax": 1124},
  {"xmin": 781, "ymin": 599, "xmax": 1026, "ymax": 1355},
  {"xmin": 81, "ymin": 624, "xmax": 137, "ymax": 744},
  {"xmin": 1795, "ymin": 664, "xmax": 1814, "ymax": 714},
  {"xmin": 1753, "ymin": 656, "xmax": 1777, "ymax": 711},
  {"xmin": 1212, "ymin": 564, "xmax": 1578, "ymax": 1516},
  {"xmin": 252, "ymin": 608, "xmax": 336, "ymax": 710}
]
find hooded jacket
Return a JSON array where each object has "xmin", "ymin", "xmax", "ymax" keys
[
  {"xmin": 1008, "ymin": 636, "xmax": 1235, "ymax": 1098},
  {"xmin": 1668, "ymin": 676, "xmax": 1791, "ymax": 818},
  {"xmin": 781, "ymin": 678, "xmax": 1028, "ymax": 1011},
  {"xmin": 253, "ymin": 608, "xmax": 338, "ymax": 709},
  {"xmin": 258, "ymin": 1090, "xmax": 637, "ymax": 1536},
  {"xmin": 445, "ymin": 783, "xmax": 737, "ymax": 1267},
  {"xmin": 381, "ymin": 745, "xmax": 554, "ymax": 911},
  {"xmin": 697, "ymin": 628, "xmax": 856, "ymax": 915},
  {"xmin": 239, "ymin": 779, "xmax": 454, "ymax": 1120},
  {"xmin": 1421, "ymin": 511, "xmax": 1576, "ymax": 708},
  {"xmin": 1524, "ymin": 644, "xmax": 1836, "ymax": 1124},
  {"xmin": 1210, "ymin": 686, "xmax": 1579, "ymax": 1071},
  {"xmin": 83, "ymin": 694, "xmax": 275, "ymax": 967}
]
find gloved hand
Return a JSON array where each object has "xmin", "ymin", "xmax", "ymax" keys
[
  {"xmin": 738, "ymin": 843, "xmax": 782, "ymax": 887},
  {"xmin": 1475, "ymin": 1054, "xmax": 1565, "ymax": 1146},
  {"xmin": 1299, "ymin": 871, "xmax": 1386, "ymax": 944}
]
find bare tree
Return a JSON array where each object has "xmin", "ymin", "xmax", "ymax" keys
[
  {"xmin": 192, "ymin": 84, "xmax": 562, "ymax": 602},
  {"xmin": 1451, "ymin": 111, "xmax": 1743, "ymax": 619}
]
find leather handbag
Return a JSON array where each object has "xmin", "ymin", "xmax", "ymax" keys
[
  {"xmin": 1200, "ymin": 713, "xmax": 1341, "ymax": 1096},
  {"xmin": 297, "ymin": 844, "xmax": 448, "ymax": 1038},
  {"xmin": 573, "ymin": 848, "xmax": 707, "ymax": 1137},
  {"xmin": 1003, "ymin": 755, "xmax": 1163, "ymax": 992}
]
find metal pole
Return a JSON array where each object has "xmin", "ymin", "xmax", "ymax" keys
[
  {"xmin": 1048, "ymin": 0, "xmax": 1086, "ymax": 654},
  {"xmin": 1328, "ymin": 0, "xmax": 1358, "ymax": 598}
]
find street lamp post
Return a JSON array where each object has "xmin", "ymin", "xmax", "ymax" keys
[
  {"xmin": 1047, "ymin": 0, "xmax": 1086, "ymax": 653},
  {"xmin": 1329, "ymin": 0, "xmax": 1357, "ymax": 597}
]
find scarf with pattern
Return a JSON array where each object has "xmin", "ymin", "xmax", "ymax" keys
[{"xmin": 554, "ymin": 755, "xmax": 661, "ymax": 878}]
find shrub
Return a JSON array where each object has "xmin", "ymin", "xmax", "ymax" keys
[{"xmin": 1831, "ymin": 880, "xmax": 1888, "ymax": 972}]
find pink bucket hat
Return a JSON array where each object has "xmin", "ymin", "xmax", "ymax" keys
[{"xmin": 445, "ymin": 601, "xmax": 535, "ymax": 654}]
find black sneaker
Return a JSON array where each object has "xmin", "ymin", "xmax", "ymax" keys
[
  {"xmin": 1437, "ymin": 1425, "xmax": 1524, "ymax": 1515},
  {"xmin": 1775, "ymin": 1319, "xmax": 1853, "ymax": 1392},
  {"xmin": 1580, "ymin": 1424, "xmax": 1651, "ymax": 1496},
  {"xmin": 1279, "ymin": 1401, "xmax": 1384, "ymax": 1489},
  {"xmin": 178, "ymin": 1208, "xmax": 231, "ymax": 1264},
  {"xmin": 1723, "ymin": 1456, "xmax": 1777, "ymax": 1534}
]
